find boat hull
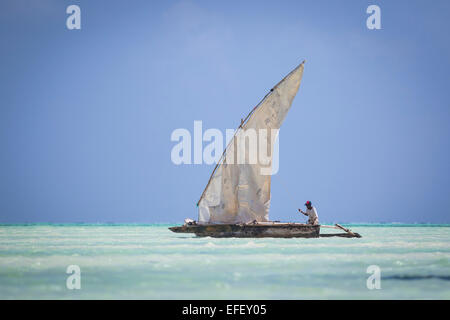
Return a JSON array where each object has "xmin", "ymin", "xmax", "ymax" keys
[{"xmin": 169, "ymin": 223, "xmax": 320, "ymax": 238}]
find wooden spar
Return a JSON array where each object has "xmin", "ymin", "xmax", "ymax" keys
[
  {"xmin": 196, "ymin": 60, "xmax": 306, "ymax": 207},
  {"xmin": 335, "ymin": 224, "xmax": 361, "ymax": 238},
  {"xmin": 319, "ymin": 225, "xmax": 341, "ymax": 230},
  {"xmin": 319, "ymin": 224, "xmax": 362, "ymax": 238}
]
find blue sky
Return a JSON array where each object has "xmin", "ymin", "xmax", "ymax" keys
[{"xmin": 0, "ymin": 0, "xmax": 449, "ymax": 223}]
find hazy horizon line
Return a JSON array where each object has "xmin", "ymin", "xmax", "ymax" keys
[{"xmin": 1, "ymin": 222, "xmax": 449, "ymax": 226}]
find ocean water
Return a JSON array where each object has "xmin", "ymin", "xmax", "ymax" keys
[{"xmin": 0, "ymin": 224, "xmax": 449, "ymax": 299}]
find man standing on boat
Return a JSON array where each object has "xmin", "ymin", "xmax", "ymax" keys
[{"xmin": 298, "ymin": 201, "xmax": 319, "ymax": 225}]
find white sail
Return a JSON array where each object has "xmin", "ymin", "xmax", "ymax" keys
[{"xmin": 198, "ymin": 62, "xmax": 305, "ymax": 224}]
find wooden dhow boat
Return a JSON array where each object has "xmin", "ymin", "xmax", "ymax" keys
[
  {"xmin": 169, "ymin": 61, "xmax": 361, "ymax": 238},
  {"xmin": 169, "ymin": 221, "xmax": 360, "ymax": 238},
  {"xmin": 170, "ymin": 221, "xmax": 321, "ymax": 238}
]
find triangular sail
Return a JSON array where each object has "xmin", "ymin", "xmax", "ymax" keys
[{"xmin": 198, "ymin": 62, "xmax": 305, "ymax": 224}]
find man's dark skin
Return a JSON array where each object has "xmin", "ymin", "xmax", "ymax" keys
[{"xmin": 298, "ymin": 202, "xmax": 312, "ymax": 216}]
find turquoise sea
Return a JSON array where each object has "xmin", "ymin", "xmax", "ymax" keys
[{"xmin": 0, "ymin": 224, "xmax": 449, "ymax": 299}]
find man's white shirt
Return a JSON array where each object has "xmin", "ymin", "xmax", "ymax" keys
[{"xmin": 305, "ymin": 207, "xmax": 319, "ymax": 225}]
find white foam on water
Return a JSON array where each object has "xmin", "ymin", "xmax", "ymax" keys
[{"xmin": 0, "ymin": 225, "xmax": 449, "ymax": 299}]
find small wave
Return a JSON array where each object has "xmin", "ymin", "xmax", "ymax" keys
[
  {"xmin": 384, "ymin": 275, "xmax": 450, "ymax": 281},
  {"xmin": 204, "ymin": 242, "xmax": 216, "ymax": 248},
  {"xmin": 240, "ymin": 241, "xmax": 265, "ymax": 248}
]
